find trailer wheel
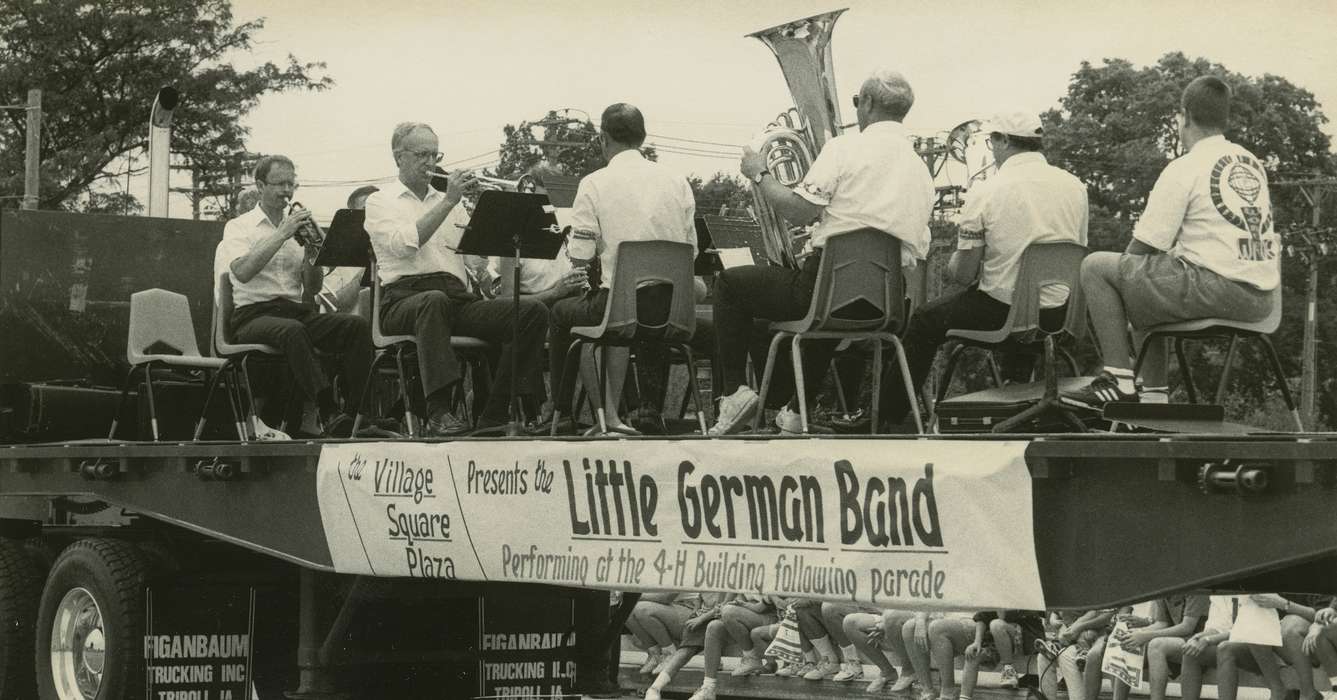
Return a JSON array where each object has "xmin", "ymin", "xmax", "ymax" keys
[
  {"xmin": 35, "ymin": 538, "xmax": 148, "ymax": 700},
  {"xmin": 0, "ymin": 538, "xmax": 44, "ymax": 699}
]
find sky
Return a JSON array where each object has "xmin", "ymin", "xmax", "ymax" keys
[{"xmin": 148, "ymin": 0, "xmax": 1337, "ymax": 219}]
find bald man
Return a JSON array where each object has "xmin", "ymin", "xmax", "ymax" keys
[{"xmin": 710, "ymin": 69, "xmax": 935, "ymax": 435}]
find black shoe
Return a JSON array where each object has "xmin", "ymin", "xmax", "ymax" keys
[
  {"xmin": 423, "ymin": 411, "xmax": 471, "ymax": 438},
  {"xmin": 1060, "ymin": 371, "xmax": 1138, "ymax": 410}
]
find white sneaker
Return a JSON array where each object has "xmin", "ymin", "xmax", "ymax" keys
[
  {"xmin": 708, "ymin": 386, "xmax": 759, "ymax": 435},
  {"xmin": 732, "ymin": 655, "xmax": 765, "ymax": 677},
  {"xmin": 775, "ymin": 406, "xmax": 803, "ymax": 434},
  {"xmin": 890, "ymin": 674, "xmax": 918, "ymax": 692},
  {"xmin": 867, "ymin": 676, "xmax": 889, "ymax": 693},
  {"xmin": 804, "ymin": 658, "xmax": 840, "ymax": 680},
  {"xmin": 687, "ymin": 685, "xmax": 716, "ymax": 700},
  {"xmin": 639, "ymin": 651, "xmax": 662, "ymax": 674},
  {"xmin": 776, "ymin": 660, "xmax": 812, "ymax": 678},
  {"xmin": 645, "ymin": 689, "xmax": 662, "ymax": 700},
  {"xmin": 1000, "ymin": 664, "xmax": 1019, "ymax": 688},
  {"xmin": 832, "ymin": 660, "xmax": 864, "ymax": 681}
]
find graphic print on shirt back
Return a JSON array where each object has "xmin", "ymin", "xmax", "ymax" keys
[{"xmin": 1210, "ymin": 153, "xmax": 1275, "ymax": 262}]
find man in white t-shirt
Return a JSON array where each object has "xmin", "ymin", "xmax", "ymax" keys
[
  {"xmin": 710, "ymin": 68, "xmax": 935, "ymax": 434},
  {"xmin": 1062, "ymin": 76, "xmax": 1279, "ymax": 409},
  {"xmin": 878, "ymin": 111, "xmax": 1088, "ymax": 426}
]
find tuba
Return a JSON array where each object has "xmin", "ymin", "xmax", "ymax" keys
[{"xmin": 746, "ymin": 9, "xmax": 847, "ymax": 268}]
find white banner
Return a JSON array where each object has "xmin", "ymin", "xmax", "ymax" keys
[{"xmin": 315, "ymin": 439, "xmax": 1044, "ymax": 610}]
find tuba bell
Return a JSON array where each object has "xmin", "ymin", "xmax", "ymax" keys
[{"xmin": 746, "ymin": 9, "xmax": 847, "ymax": 268}]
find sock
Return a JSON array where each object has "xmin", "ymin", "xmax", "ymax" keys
[
  {"xmin": 811, "ymin": 636, "xmax": 837, "ymax": 661},
  {"xmin": 1103, "ymin": 367, "xmax": 1135, "ymax": 394},
  {"xmin": 651, "ymin": 672, "xmax": 671, "ymax": 691},
  {"xmin": 1141, "ymin": 386, "xmax": 1170, "ymax": 403},
  {"xmin": 702, "ymin": 677, "xmax": 717, "ymax": 689},
  {"xmin": 841, "ymin": 643, "xmax": 859, "ymax": 662},
  {"xmin": 804, "ymin": 649, "xmax": 818, "ymax": 663},
  {"xmin": 662, "ymin": 644, "xmax": 676, "ymax": 657}
]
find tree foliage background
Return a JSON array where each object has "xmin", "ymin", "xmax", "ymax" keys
[
  {"xmin": 492, "ymin": 110, "xmax": 656, "ymax": 181},
  {"xmin": 0, "ymin": 0, "xmax": 331, "ymax": 212}
]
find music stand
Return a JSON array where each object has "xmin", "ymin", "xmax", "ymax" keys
[
  {"xmin": 457, "ymin": 190, "xmax": 564, "ymax": 435},
  {"xmin": 314, "ymin": 209, "xmax": 373, "ymax": 268},
  {"xmin": 694, "ymin": 217, "xmax": 723, "ymax": 275}
]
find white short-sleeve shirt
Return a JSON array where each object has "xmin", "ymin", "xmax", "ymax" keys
[
  {"xmin": 217, "ymin": 205, "xmax": 305, "ymax": 308},
  {"xmin": 956, "ymin": 152, "xmax": 1089, "ymax": 307},
  {"xmin": 567, "ymin": 150, "xmax": 696, "ymax": 289},
  {"xmin": 795, "ymin": 120, "xmax": 935, "ymax": 266},
  {"xmin": 364, "ymin": 180, "xmax": 470, "ymax": 286},
  {"xmin": 1133, "ymin": 135, "xmax": 1279, "ymax": 291}
]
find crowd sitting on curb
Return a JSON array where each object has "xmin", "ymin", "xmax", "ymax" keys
[{"xmin": 617, "ymin": 592, "xmax": 1337, "ymax": 700}]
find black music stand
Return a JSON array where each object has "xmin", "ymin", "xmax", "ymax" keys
[
  {"xmin": 314, "ymin": 209, "xmax": 373, "ymax": 268},
  {"xmin": 694, "ymin": 217, "xmax": 723, "ymax": 275},
  {"xmin": 457, "ymin": 190, "xmax": 564, "ymax": 435}
]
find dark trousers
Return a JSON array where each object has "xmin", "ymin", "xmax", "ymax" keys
[
  {"xmin": 549, "ymin": 285, "xmax": 681, "ymax": 411},
  {"xmin": 713, "ymin": 256, "xmax": 836, "ymax": 402},
  {"xmin": 380, "ymin": 272, "xmax": 549, "ymax": 421},
  {"xmin": 878, "ymin": 287, "xmax": 1065, "ymax": 422},
  {"xmin": 231, "ymin": 299, "xmax": 373, "ymax": 414}
]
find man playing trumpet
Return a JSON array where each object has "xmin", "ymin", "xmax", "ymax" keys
[
  {"xmin": 217, "ymin": 155, "xmax": 395, "ymax": 438},
  {"xmin": 364, "ymin": 122, "xmax": 550, "ymax": 436}
]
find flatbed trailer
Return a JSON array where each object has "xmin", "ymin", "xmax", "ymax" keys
[{"xmin": 1, "ymin": 433, "xmax": 1334, "ymax": 700}]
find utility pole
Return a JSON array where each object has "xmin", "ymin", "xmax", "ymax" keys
[
  {"xmin": 23, "ymin": 89, "xmax": 41, "ymax": 209},
  {"xmin": 1277, "ymin": 176, "xmax": 1337, "ymax": 429}
]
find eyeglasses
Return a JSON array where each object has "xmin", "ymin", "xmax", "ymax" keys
[
  {"xmin": 264, "ymin": 179, "xmax": 299, "ymax": 190},
  {"xmin": 399, "ymin": 149, "xmax": 445, "ymax": 163}
]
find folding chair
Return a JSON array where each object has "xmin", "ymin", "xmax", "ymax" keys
[
  {"xmin": 753, "ymin": 229, "xmax": 921, "ymax": 435},
  {"xmin": 212, "ymin": 272, "xmax": 287, "ymax": 439},
  {"xmin": 109, "ymin": 289, "xmax": 245, "ymax": 442},
  {"xmin": 550, "ymin": 240, "xmax": 709, "ymax": 436},
  {"xmin": 932, "ymin": 242, "xmax": 1089, "ymax": 433},
  {"xmin": 1132, "ymin": 286, "xmax": 1302, "ymax": 431}
]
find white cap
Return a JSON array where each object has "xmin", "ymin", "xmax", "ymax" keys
[{"xmin": 982, "ymin": 112, "xmax": 1043, "ymax": 139}]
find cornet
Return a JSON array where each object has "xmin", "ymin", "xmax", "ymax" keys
[
  {"xmin": 287, "ymin": 201, "xmax": 325, "ymax": 252},
  {"xmin": 430, "ymin": 168, "xmax": 536, "ymax": 194}
]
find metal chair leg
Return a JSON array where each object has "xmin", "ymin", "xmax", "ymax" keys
[
  {"xmin": 752, "ymin": 333, "xmax": 786, "ymax": 433},
  {"xmin": 143, "ymin": 362, "xmax": 160, "ymax": 441},
  {"xmin": 870, "ymin": 341, "xmax": 883, "ymax": 435},
  {"xmin": 222, "ymin": 366, "xmax": 248, "ymax": 442},
  {"xmin": 1258, "ymin": 335, "xmax": 1304, "ymax": 432},
  {"xmin": 681, "ymin": 345, "xmax": 709, "ymax": 436},
  {"xmin": 889, "ymin": 336, "xmax": 923, "ymax": 434},
  {"xmin": 551, "ymin": 339, "xmax": 587, "ymax": 437},
  {"xmin": 392, "ymin": 347, "xmax": 417, "ymax": 438},
  {"xmin": 109, "ymin": 366, "xmax": 140, "ymax": 440},
  {"xmin": 1174, "ymin": 337, "xmax": 1198, "ymax": 403},
  {"xmin": 194, "ymin": 364, "xmax": 229, "ymax": 441},
  {"xmin": 1215, "ymin": 336, "xmax": 1240, "ymax": 406},
  {"xmin": 935, "ymin": 344, "xmax": 968, "ymax": 406},
  {"xmin": 594, "ymin": 346, "xmax": 609, "ymax": 435},
  {"xmin": 351, "ymin": 350, "xmax": 385, "ymax": 437},
  {"xmin": 790, "ymin": 334, "xmax": 808, "ymax": 434},
  {"xmin": 985, "ymin": 351, "xmax": 1005, "ymax": 388},
  {"xmin": 831, "ymin": 358, "xmax": 850, "ymax": 415},
  {"xmin": 1059, "ymin": 347, "xmax": 1080, "ymax": 377}
]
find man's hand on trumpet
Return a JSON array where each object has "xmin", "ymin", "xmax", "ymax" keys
[
  {"xmin": 277, "ymin": 204, "xmax": 314, "ymax": 242},
  {"xmin": 443, "ymin": 169, "xmax": 479, "ymax": 208}
]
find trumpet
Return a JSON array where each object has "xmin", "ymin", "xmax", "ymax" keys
[
  {"xmin": 286, "ymin": 201, "xmax": 324, "ymax": 251},
  {"xmin": 430, "ymin": 168, "xmax": 536, "ymax": 194}
]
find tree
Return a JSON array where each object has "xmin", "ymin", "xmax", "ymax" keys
[
  {"xmin": 492, "ymin": 110, "xmax": 655, "ymax": 180},
  {"xmin": 0, "ymin": 0, "xmax": 332, "ymax": 211},
  {"xmin": 688, "ymin": 172, "xmax": 751, "ymax": 216}
]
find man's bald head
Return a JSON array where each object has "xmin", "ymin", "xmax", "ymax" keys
[{"xmin": 859, "ymin": 69, "xmax": 915, "ymax": 123}]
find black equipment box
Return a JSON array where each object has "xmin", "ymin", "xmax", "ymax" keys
[
  {"xmin": 1, "ymin": 382, "xmax": 127, "ymax": 443},
  {"xmin": 934, "ymin": 377, "xmax": 1092, "ymax": 434}
]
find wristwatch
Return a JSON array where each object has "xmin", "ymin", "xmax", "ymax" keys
[{"xmin": 750, "ymin": 170, "xmax": 770, "ymax": 186}]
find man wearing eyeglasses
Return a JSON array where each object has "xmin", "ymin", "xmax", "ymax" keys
[
  {"xmin": 710, "ymin": 68, "xmax": 934, "ymax": 435},
  {"xmin": 364, "ymin": 122, "xmax": 550, "ymax": 436},
  {"xmin": 217, "ymin": 154, "xmax": 395, "ymax": 438}
]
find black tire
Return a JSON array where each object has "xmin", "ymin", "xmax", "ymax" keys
[
  {"xmin": 35, "ymin": 538, "xmax": 149, "ymax": 700},
  {"xmin": 0, "ymin": 538, "xmax": 44, "ymax": 700}
]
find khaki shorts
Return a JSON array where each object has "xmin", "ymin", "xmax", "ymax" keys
[{"xmin": 1116, "ymin": 253, "xmax": 1272, "ymax": 330}]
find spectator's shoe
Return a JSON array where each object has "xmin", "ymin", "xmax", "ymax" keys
[
  {"xmin": 423, "ymin": 410, "xmax": 471, "ymax": 438},
  {"xmin": 804, "ymin": 659, "xmax": 840, "ymax": 680},
  {"xmin": 866, "ymin": 676, "xmax": 888, "ymax": 693},
  {"xmin": 776, "ymin": 661, "xmax": 812, "ymax": 678},
  {"xmin": 645, "ymin": 689, "xmax": 662, "ymax": 700},
  {"xmin": 639, "ymin": 652, "xmax": 663, "ymax": 675},
  {"xmin": 732, "ymin": 655, "xmax": 765, "ymax": 677},
  {"xmin": 832, "ymin": 660, "xmax": 864, "ymax": 681},
  {"xmin": 1060, "ymin": 372, "xmax": 1137, "ymax": 410},
  {"xmin": 890, "ymin": 674, "xmax": 918, "ymax": 692},
  {"xmin": 687, "ymin": 685, "xmax": 716, "ymax": 700},
  {"xmin": 1000, "ymin": 664, "xmax": 1020, "ymax": 689},
  {"xmin": 1073, "ymin": 646, "xmax": 1088, "ymax": 672},
  {"xmin": 775, "ymin": 406, "xmax": 804, "ymax": 435},
  {"xmin": 760, "ymin": 657, "xmax": 779, "ymax": 675},
  {"xmin": 708, "ymin": 386, "xmax": 759, "ymax": 435}
]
